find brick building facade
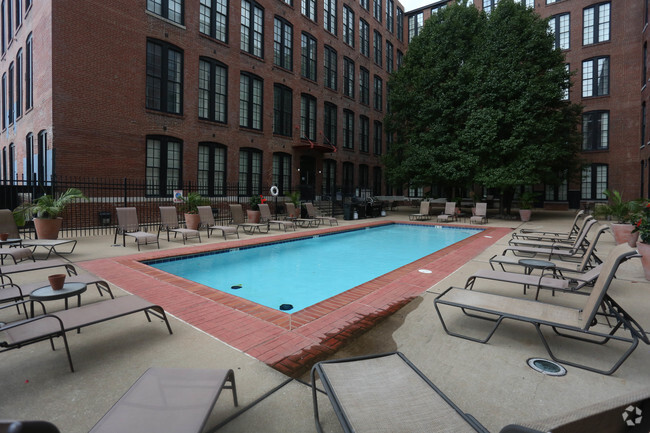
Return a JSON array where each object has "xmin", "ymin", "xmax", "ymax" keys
[{"xmin": 0, "ymin": 0, "xmax": 406, "ymax": 199}]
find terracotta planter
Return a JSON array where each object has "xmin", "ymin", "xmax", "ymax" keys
[
  {"xmin": 519, "ymin": 209, "xmax": 532, "ymax": 222},
  {"xmin": 0, "ymin": 232, "xmax": 8, "ymax": 241},
  {"xmin": 34, "ymin": 217, "xmax": 63, "ymax": 240},
  {"xmin": 636, "ymin": 241, "xmax": 650, "ymax": 281},
  {"xmin": 628, "ymin": 231, "xmax": 640, "ymax": 248},
  {"xmin": 48, "ymin": 274, "xmax": 66, "ymax": 291},
  {"xmin": 247, "ymin": 210, "xmax": 261, "ymax": 223},
  {"xmin": 610, "ymin": 223, "xmax": 635, "ymax": 245},
  {"xmin": 184, "ymin": 213, "xmax": 201, "ymax": 230}
]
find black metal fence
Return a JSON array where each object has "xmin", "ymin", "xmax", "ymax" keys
[{"xmin": 0, "ymin": 176, "xmax": 368, "ymax": 237}]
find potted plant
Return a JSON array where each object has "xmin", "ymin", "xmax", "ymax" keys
[
  {"xmin": 180, "ymin": 192, "xmax": 209, "ymax": 230},
  {"xmin": 14, "ymin": 188, "xmax": 88, "ymax": 239},
  {"xmin": 248, "ymin": 195, "xmax": 266, "ymax": 223},
  {"xmin": 594, "ymin": 190, "xmax": 644, "ymax": 245},
  {"xmin": 632, "ymin": 201, "xmax": 650, "ymax": 280},
  {"xmin": 518, "ymin": 191, "xmax": 535, "ymax": 222}
]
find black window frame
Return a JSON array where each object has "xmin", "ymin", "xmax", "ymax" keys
[
  {"xmin": 238, "ymin": 147, "xmax": 263, "ymax": 196},
  {"xmin": 582, "ymin": 110, "xmax": 609, "ymax": 151},
  {"xmin": 343, "ymin": 57, "xmax": 355, "ymax": 98},
  {"xmin": 239, "ymin": 72, "xmax": 263, "ymax": 130},
  {"xmin": 549, "ymin": 13, "xmax": 570, "ymax": 51},
  {"xmin": 198, "ymin": 142, "xmax": 227, "ymax": 196},
  {"xmin": 359, "ymin": 115, "xmax": 369, "ymax": 152},
  {"xmin": 273, "ymin": 83, "xmax": 293, "ymax": 136},
  {"xmin": 359, "ymin": 19, "xmax": 369, "ymax": 57},
  {"xmin": 583, "ymin": 1, "xmax": 610, "ymax": 46},
  {"xmin": 146, "ymin": 0, "xmax": 184, "ymax": 24},
  {"xmin": 373, "ymin": 120, "xmax": 382, "ymax": 155},
  {"xmin": 145, "ymin": 135, "xmax": 183, "ymax": 197},
  {"xmin": 359, "ymin": 67, "xmax": 369, "ymax": 105},
  {"xmin": 146, "ymin": 39, "xmax": 184, "ymax": 115},
  {"xmin": 272, "ymin": 152, "xmax": 292, "ymax": 195},
  {"xmin": 373, "ymin": 75, "xmax": 383, "ymax": 111},
  {"xmin": 301, "ymin": 0, "xmax": 316, "ymax": 21},
  {"xmin": 198, "ymin": 57, "xmax": 228, "ymax": 123},
  {"xmin": 343, "ymin": 109, "xmax": 354, "ymax": 149},
  {"xmin": 323, "ymin": 102, "xmax": 337, "ymax": 147},
  {"xmin": 301, "ymin": 32, "xmax": 317, "ymax": 81},
  {"xmin": 199, "ymin": 0, "xmax": 229, "ymax": 43},
  {"xmin": 273, "ymin": 16, "xmax": 293, "ymax": 70},
  {"xmin": 581, "ymin": 163, "xmax": 608, "ymax": 200},
  {"xmin": 582, "ymin": 56, "xmax": 609, "ymax": 98},
  {"xmin": 241, "ymin": 0, "xmax": 264, "ymax": 58},
  {"xmin": 324, "ymin": 45, "xmax": 337, "ymax": 90},
  {"xmin": 343, "ymin": 5, "xmax": 355, "ymax": 47},
  {"xmin": 324, "ymin": 0, "xmax": 337, "ymax": 35},
  {"xmin": 300, "ymin": 93, "xmax": 317, "ymax": 141}
]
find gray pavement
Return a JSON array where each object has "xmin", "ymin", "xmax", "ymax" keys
[{"xmin": 1, "ymin": 208, "xmax": 649, "ymax": 432}]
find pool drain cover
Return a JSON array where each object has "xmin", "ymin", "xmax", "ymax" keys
[
  {"xmin": 418, "ymin": 269, "xmax": 432, "ymax": 274},
  {"xmin": 279, "ymin": 304, "xmax": 293, "ymax": 311},
  {"xmin": 527, "ymin": 358, "xmax": 566, "ymax": 376},
  {"xmin": 231, "ymin": 284, "xmax": 242, "ymax": 290}
]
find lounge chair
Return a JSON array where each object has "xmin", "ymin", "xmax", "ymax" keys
[
  {"xmin": 21, "ymin": 239, "xmax": 78, "ymax": 260},
  {"xmin": 434, "ymin": 243, "xmax": 648, "ymax": 375},
  {"xmin": 0, "ymin": 294, "xmax": 173, "ymax": 372},
  {"xmin": 512, "ymin": 209, "xmax": 586, "ymax": 241},
  {"xmin": 490, "ymin": 225, "xmax": 608, "ymax": 273},
  {"xmin": 89, "ymin": 367, "xmax": 238, "ymax": 433},
  {"xmin": 0, "ymin": 209, "xmax": 34, "ymax": 264},
  {"xmin": 228, "ymin": 204, "xmax": 269, "ymax": 234},
  {"xmin": 409, "ymin": 201, "xmax": 431, "ymax": 221},
  {"xmin": 285, "ymin": 202, "xmax": 318, "ymax": 227},
  {"xmin": 159, "ymin": 206, "xmax": 201, "ymax": 244},
  {"xmin": 508, "ymin": 216, "xmax": 596, "ymax": 248},
  {"xmin": 258, "ymin": 204, "xmax": 296, "ymax": 231},
  {"xmin": 197, "ymin": 206, "xmax": 239, "ymax": 240},
  {"xmin": 311, "ymin": 352, "xmax": 489, "ymax": 433},
  {"xmin": 304, "ymin": 202, "xmax": 338, "ymax": 226},
  {"xmin": 469, "ymin": 202, "xmax": 488, "ymax": 224},
  {"xmin": 114, "ymin": 207, "xmax": 159, "ymax": 251},
  {"xmin": 437, "ymin": 202, "xmax": 457, "ymax": 222}
]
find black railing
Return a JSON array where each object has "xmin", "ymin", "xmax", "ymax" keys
[{"xmin": 0, "ymin": 176, "xmax": 382, "ymax": 237}]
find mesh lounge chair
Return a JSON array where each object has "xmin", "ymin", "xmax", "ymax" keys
[
  {"xmin": 197, "ymin": 206, "xmax": 239, "ymax": 240},
  {"xmin": 512, "ymin": 209, "xmax": 586, "ymax": 241},
  {"xmin": 489, "ymin": 226, "xmax": 608, "ymax": 273},
  {"xmin": 434, "ymin": 243, "xmax": 648, "ymax": 375},
  {"xmin": 304, "ymin": 202, "xmax": 338, "ymax": 226},
  {"xmin": 258, "ymin": 204, "xmax": 296, "ymax": 231},
  {"xmin": 0, "ymin": 209, "xmax": 34, "ymax": 264},
  {"xmin": 285, "ymin": 203, "xmax": 317, "ymax": 227},
  {"xmin": 469, "ymin": 202, "xmax": 488, "ymax": 224},
  {"xmin": 437, "ymin": 202, "xmax": 458, "ymax": 222},
  {"xmin": 409, "ymin": 201, "xmax": 431, "ymax": 221},
  {"xmin": 0, "ymin": 295, "xmax": 173, "ymax": 372},
  {"xmin": 159, "ymin": 206, "xmax": 201, "ymax": 244},
  {"xmin": 508, "ymin": 216, "xmax": 596, "ymax": 248},
  {"xmin": 311, "ymin": 352, "xmax": 489, "ymax": 433},
  {"xmin": 114, "ymin": 207, "xmax": 159, "ymax": 251},
  {"xmin": 228, "ymin": 204, "xmax": 269, "ymax": 234}
]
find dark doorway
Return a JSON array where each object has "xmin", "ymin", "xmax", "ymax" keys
[{"xmin": 299, "ymin": 156, "xmax": 316, "ymax": 200}]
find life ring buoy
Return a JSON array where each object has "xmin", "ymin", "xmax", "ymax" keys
[{"xmin": 270, "ymin": 185, "xmax": 279, "ymax": 196}]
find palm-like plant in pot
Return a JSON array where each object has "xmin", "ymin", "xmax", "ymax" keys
[
  {"xmin": 517, "ymin": 191, "xmax": 535, "ymax": 222},
  {"xmin": 180, "ymin": 192, "xmax": 210, "ymax": 230},
  {"xmin": 14, "ymin": 188, "xmax": 88, "ymax": 239},
  {"xmin": 594, "ymin": 189, "xmax": 644, "ymax": 245}
]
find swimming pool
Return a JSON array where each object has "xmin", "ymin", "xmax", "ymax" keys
[{"xmin": 146, "ymin": 224, "xmax": 479, "ymax": 313}]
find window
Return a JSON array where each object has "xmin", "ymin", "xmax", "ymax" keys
[
  {"xmin": 302, "ymin": 0, "xmax": 316, "ymax": 20},
  {"xmin": 273, "ymin": 84, "xmax": 292, "ymax": 136},
  {"xmin": 8, "ymin": 143, "xmax": 14, "ymax": 182},
  {"xmin": 343, "ymin": 109, "xmax": 354, "ymax": 149},
  {"xmin": 147, "ymin": 0, "xmax": 183, "ymax": 24},
  {"xmin": 360, "ymin": 0, "xmax": 368, "ymax": 11},
  {"xmin": 517, "ymin": 0, "xmax": 533, "ymax": 7},
  {"xmin": 198, "ymin": 143, "xmax": 226, "ymax": 196},
  {"xmin": 323, "ymin": 102, "xmax": 337, "ymax": 146},
  {"xmin": 239, "ymin": 148, "xmax": 262, "ymax": 196},
  {"xmin": 37, "ymin": 129, "xmax": 47, "ymax": 184},
  {"xmin": 582, "ymin": 111, "xmax": 609, "ymax": 150},
  {"xmin": 359, "ymin": 115, "xmax": 369, "ymax": 152},
  {"xmin": 360, "ymin": 19, "xmax": 369, "ymax": 57},
  {"xmin": 483, "ymin": 0, "xmax": 498, "ymax": 13},
  {"xmin": 548, "ymin": 13, "xmax": 569, "ymax": 50},
  {"xmin": 431, "ymin": 3, "xmax": 446, "ymax": 13},
  {"xmin": 582, "ymin": 56, "xmax": 609, "ymax": 97},
  {"xmin": 301, "ymin": 32, "xmax": 317, "ymax": 81},
  {"xmin": 199, "ymin": 58, "xmax": 227, "ymax": 123},
  {"xmin": 241, "ymin": 0, "xmax": 263, "ymax": 58},
  {"xmin": 359, "ymin": 67, "xmax": 369, "ymax": 104},
  {"xmin": 273, "ymin": 17, "xmax": 293, "ymax": 70},
  {"xmin": 8, "ymin": 62, "xmax": 13, "ymax": 125},
  {"xmin": 373, "ymin": 31, "xmax": 382, "ymax": 66},
  {"xmin": 324, "ymin": 0, "xmax": 337, "ymax": 34},
  {"xmin": 373, "ymin": 0, "xmax": 382, "ymax": 22},
  {"xmin": 1, "ymin": 1, "xmax": 5, "ymax": 55},
  {"xmin": 343, "ymin": 57, "xmax": 355, "ymax": 98},
  {"xmin": 25, "ymin": 132, "xmax": 33, "ymax": 182},
  {"xmin": 14, "ymin": 0, "xmax": 20, "ymax": 30},
  {"xmin": 386, "ymin": 0, "xmax": 394, "ymax": 32},
  {"xmin": 343, "ymin": 6, "xmax": 354, "ymax": 47},
  {"xmin": 359, "ymin": 164, "xmax": 369, "ymax": 188},
  {"xmin": 322, "ymin": 159, "xmax": 336, "ymax": 195},
  {"xmin": 6, "ymin": 0, "xmax": 11, "ymax": 42},
  {"xmin": 644, "ymin": 42, "xmax": 648, "ymax": 87},
  {"xmin": 1, "ymin": 73, "xmax": 5, "ymax": 130},
  {"xmin": 386, "ymin": 41, "xmax": 393, "ymax": 73},
  {"xmin": 396, "ymin": 7, "xmax": 403, "ymax": 42},
  {"xmin": 25, "ymin": 33, "xmax": 32, "ymax": 110},
  {"xmin": 642, "ymin": 103, "xmax": 647, "ymax": 147},
  {"xmin": 272, "ymin": 153, "xmax": 291, "ymax": 194},
  {"xmin": 583, "ymin": 2, "xmax": 610, "ymax": 45},
  {"xmin": 581, "ymin": 164, "xmax": 607, "ymax": 200},
  {"xmin": 199, "ymin": 0, "xmax": 228, "ymax": 42},
  {"xmin": 562, "ymin": 63, "xmax": 570, "ymax": 100},
  {"xmin": 545, "ymin": 178, "xmax": 568, "ymax": 201},
  {"xmin": 146, "ymin": 40, "xmax": 183, "ymax": 114},
  {"xmin": 373, "ymin": 167, "xmax": 382, "ymax": 195},
  {"xmin": 342, "ymin": 162, "xmax": 354, "ymax": 193},
  {"xmin": 408, "ymin": 12, "xmax": 422, "ymax": 43},
  {"xmin": 373, "ymin": 75, "xmax": 382, "ymax": 111},
  {"xmin": 239, "ymin": 72, "xmax": 263, "ymax": 130},
  {"xmin": 146, "ymin": 136, "xmax": 182, "ymax": 196},
  {"xmin": 373, "ymin": 121, "xmax": 382, "ymax": 154},
  {"xmin": 324, "ymin": 45, "xmax": 337, "ymax": 90},
  {"xmin": 300, "ymin": 94, "xmax": 317, "ymax": 140},
  {"xmin": 15, "ymin": 49, "xmax": 21, "ymax": 119}
]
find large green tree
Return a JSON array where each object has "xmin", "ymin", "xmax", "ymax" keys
[{"xmin": 384, "ymin": 0, "xmax": 582, "ymax": 201}]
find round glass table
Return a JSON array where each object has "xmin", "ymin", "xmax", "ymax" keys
[{"xmin": 29, "ymin": 282, "xmax": 87, "ymax": 316}]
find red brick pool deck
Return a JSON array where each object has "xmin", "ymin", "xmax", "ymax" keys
[{"xmin": 80, "ymin": 220, "xmax": 510, "ymax": 376}]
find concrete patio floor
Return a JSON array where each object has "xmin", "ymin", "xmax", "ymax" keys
[{"xmin": 1, "ymin": 208, "xmax": 649, "ymax": 432}]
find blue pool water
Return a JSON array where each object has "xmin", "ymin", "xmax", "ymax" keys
[{"xmin": 146, "ymin": 224, "xmax": 479, "ymax": 313}]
